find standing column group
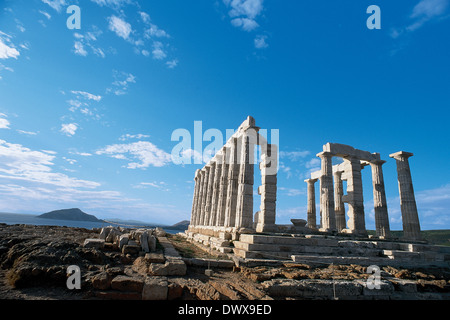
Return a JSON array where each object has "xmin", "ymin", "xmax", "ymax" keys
[{"xmin": 189, "ymin": 116, "xmax": 278, "ymax": 234}]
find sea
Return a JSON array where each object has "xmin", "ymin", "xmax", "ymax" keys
[{"xmin": 0, "ymin": 212, "xmax": 182, "ymax": 234}]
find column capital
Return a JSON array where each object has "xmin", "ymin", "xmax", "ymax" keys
[
  {"xmin": 370, "ymin": 159, "xmax": 386, "ymax": 166},
  {"xmin": 304, "ymin": 178, "xmax": 318, "ymax": 184},
  {"xmin": 316, "ymin": 151, "xmax": 334, "ymax": 158},
  {"xmin": 389, "ymin": 151, "xmax": 413, "ymax": 160}
]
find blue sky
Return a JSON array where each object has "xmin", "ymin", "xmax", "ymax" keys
[{"xmin": 0, "ymin": 0, "xmax": 449, "ymax": 229}]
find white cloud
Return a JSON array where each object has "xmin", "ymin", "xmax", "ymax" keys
[
  {"xmin": 90, "ymin": 0, "xmax": 132, "ymax": 9},
  {"xmin": 139, "ymin": 11, "xmax": 151, "ymax": 24},
  {"xmin": 279, "ymin": 187, "xmax": 304, "ymax": 197},
  {"xmin": 280, "ymin": 150, "xmax": 311, "ymax": 161},
  {"xmin": 145, "ymin": 24, "xmax": 170, "ymax": 38},
  {"xmin": 108, "ymin": 70, "xmax": 136, "ymax": 95},
  {"xmin": 0, "ymin": 139, "xmax": 99, "ymax": 189},
  {"xmin": 119, "ymin": 133, "xmax": 150, "ymax": 141},
  {"xmin": 74, "ymin": 41, "xmax": 88, "ymax": 56},
  {"xmin": 0, "ymin": 113, "xmax": 10, "ymax": 129},
  {"xmin": 166, "ymin": 59, "xmax": 179, "ymax": 69},
  {"xmin": 0, "ymin": 32, "xmax": 20, "ymax": 60},
  {"xmin": 96, "ymin": 141, "xmax": 172, "ymax": 169},
  {"xmin": 71, "ymin": 90, "xmax": 102, "ymax": 102},
  {"xmin": 60, "ymin": 123, "xmax": 78, "ymax": 136},
  {"xmin": 41, "ymin": 0, "xmax": 67, "ymax": 13},
  {"xmin": 152, "ymin": 41, "xmax": 167, "ymax": 60},
  {"xmin": 17, "ymin": 130, "xmax": 38, "ymax": 136},
  {"xmin": 224, "ymin": 0, "xmax": 264, "ymax": 31},
  {"xmin": 39, "ymin": 10, "xmax": 52, "ymax": 20},
  {"xmin": 254, "ymin": 34, "xmax": 268, "ymax": 48},
  {"xmin": 391, "ymin": 0, "xmax": 449, "ymax": 38},
  {"xmin": 108, "ymin": 15, "xmax": 133, "ymax": 40},
  {"xmin": 134, "ymin": 181, "xmax": 169, "ymax": 192},
  {"xmin": 231, "ymin": 17, "xmax": 259, "ymax": 31}
]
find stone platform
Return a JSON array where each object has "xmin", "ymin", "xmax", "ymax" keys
[
  {"xmin": 184, "ymin": 229, "xmax": 450, "ymax": 269},
  {"xmin": 232, "ymin": 233, "xmax": 450, "ymax": 268}
]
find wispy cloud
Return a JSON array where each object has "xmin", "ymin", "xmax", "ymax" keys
[
  {"xmin": 224, "ymin": 0, "xmax": 264, "ymax": 32},
  {"xmin": 60, "ymin": 123, "xmax": 78, "ymax": 136},
  {"xmin": 71, "ymin": 90, "xmax": 102, "ymax": 102},
  {"xmin": 108, "ymin": 15, "xmax": 133, "ymax": 40},
  {"xmin": 391, "ymin": 0, "xmax": 449, "ymax": 38},
  {"xmin": 119, "ymin": 133, "xmax": 150, "ymax": 141},
  {"xmin": 0, "ymin": 113, "xmax": 10, "ymax": 129},
  {"xmin": 0, "ymin": 31, "xmax": 20, "ymax": 60},
  {"xmin": 108, "ymin": 70, "xmax": 136, "ymax": 95},
  {"xmin": 41, "ymin": 0, "xmax": 67, "ymax": 13},
  {"xmin": 96, "ymin": 141, "xmax": 172, "ymax": 169}
]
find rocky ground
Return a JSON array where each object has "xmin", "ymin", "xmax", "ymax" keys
[{"xmin": 1, "ymin": 223, "xmax": 450, "ymax": 300}]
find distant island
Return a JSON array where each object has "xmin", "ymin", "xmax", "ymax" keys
[
  {"xmin": 38, "ymin": 208, "xmax": 103, "ymax": 222},
  {"xmin": 168, "ymin": 220, "xmax": 190, "ymax": 230}
]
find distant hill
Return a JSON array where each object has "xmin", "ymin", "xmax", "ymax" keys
[
  {"xmin": 38, "ymin": 208, "xmax": 103, "ymax": 222},
  {"xmin": 169, "ymin": 220, "xmax": 190, "ymax": 230}
]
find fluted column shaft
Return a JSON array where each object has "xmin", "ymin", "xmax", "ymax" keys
[
  {"xmin": 344, "ymin": 156, "xmax": 367, "ymax": 235},
  {"xmin": 305, "ymin": 178, "xmax": 318, "ymax": 230},
  {"xmin": 190, "ymin": 170, "xmax": 201, "ymax": 227},
  {"xmin": 200, "ymin": 166, "xmax": 210, "ymax": 226},
  {"xmin": 317, "ymin": 151, "xmax": 336, "ymax": 232},
  {"xmin": 370, "ymin": 160, "xmax": 391, "ymax": 238},
  {"xmin": 390, "ymin": 151, "xmax": 421, "ymax": 241},
  {"xmin": 209, "ymin": 156, "xmax": 223, "ymax": 226},
  {"xmin": 216, "ymin": 148, "xmax": 229, "ymax": 226},
  {"xmin": 224, "ymin": 138, "xmax": 239, "ymax": 227},
  {"xmin": 333, "ymin": 171, "xmax": 346, "ymax": 232},
  {"xmin": 204, "ymin": 162, "xmax": 216, "ymax": 226}
]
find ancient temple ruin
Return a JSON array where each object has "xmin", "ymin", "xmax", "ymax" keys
[{"xmin": 185, "ymin": 116, "xmax": 449, "ymax": 267}]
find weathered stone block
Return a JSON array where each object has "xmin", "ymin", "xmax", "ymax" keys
[
  {"xmin": 122, "ymin": 244, "xmax": 140, "ymax": 255},
  {"xmin": 110, "ymin": 275, "xmax": 144, "ymax": 293},
  {"xmin": 142, "ymin": 276, "xmax": 168, "ymax": 300},
  {"xmin": 83, "ymin": 238, "xmax": 105, "ymax": 249}
]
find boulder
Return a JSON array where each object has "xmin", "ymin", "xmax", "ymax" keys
[
  {"xmin": 148, "ymin": 235, "xmax": 157, "ymax": 252},
  {"xmin": 106, "ymin": 228, "xmax": 122, "ymax": 243},
  {"xmin": 119, "ymin": 234, "xmax": 129, "ymax": 250},
  {"xmin": 122, "ymin": 244, "xmax": 140, "ymax": 255},
  {"xmin": 99, "ymin": 227, "xmax": 113, "ymax": 240},
  {"xmin": 155, "ymin": 227, "xmax": 166, "ymax": 237}
]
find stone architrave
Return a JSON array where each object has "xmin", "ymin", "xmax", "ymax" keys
[
  {"xmin": 333, "ymin": 170, "xmax": 346, "ymax": 232},
  {"xmin": 317, "ymin": 151, "xmax": 336, "ymax": 232},
  {"xmin": 389, "ymin": 151, "xmax": 421, "ymax": 241},
  {"xmin": 343, "ymin": 156, "xmax": 367, "ymax": 236},
  {"xmin": 216, "ymin": 148, "xmax": 229, "ymax": 226},
  {"xmin": 209, "ymin": 155, "xmax": 223, "ymax": 226},
  {"xmin": 204, "ymin": 161, "xmax": 216, "ymax": 226},
  {"xmin": 305, "ymin": 178, "xmax": 318, "ymax": 230},
  {"xmin": 224, "ymin": 138, "xmax": 239, "ymax": 227},
  {"xmin": 370, "ymin": 159, "xmax": 391, "ymax": 239},
  {"xmin": 256, "ymin": 144, "xmax": 277, "ymax": 233}
]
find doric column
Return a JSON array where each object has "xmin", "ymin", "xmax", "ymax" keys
[
  {"xmin": 200, "ymin": 166, "xmax": 210, "ymax": 226},
  {"xmin": 343, "ymin": 156, "xmax": 367, "ymax": 236},
  {"xmin": 256, "ymin": 144, "xmax": 277, "ymax": 233},
  {"xmin": 209, "ymin": 155, "xmax": 223, "ymax": 226},
  {"xmin": 333, "ymin": 170, "xmax": 346, "ymax": 232},
  {"xmin": 317, "ymin": 151, "xmax": 336, "ymax": 232},
  {"xmin": 194, "ymin": 170, "xmax": 205, "ymax": 226},
  {"xmin": 224, "ymin": 138, "xmax": 239, "ymax": 227},
  {"xmin": 190, "ymin": 170, "xmax": 201, "ymax": 227},
  {"xmin": 389, "ymin": 151, "xmax": 421, "ymax": 241},
  {"xmin": 204, "ymin": 161, "xmax": 216, "ymax": 226},
  {"xmin": 370, "ymin": 160, "xmax": 391, "ymax": 239},
  {"xmin": 235, "ymin": 130, "xmax": 256, "ymax": 230},
  {"xmin": 216, "ymin": 148, "xmax": 229, "ymax": 226},
  {"xmin": 305, "ymin": 178, "xmax": 318, "ymax": 230}
]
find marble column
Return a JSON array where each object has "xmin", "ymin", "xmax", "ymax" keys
[
  {"xmin": 235, "ymin": 132, "xmax": 255, "ymax": 230},
  {"xmin": 216, "ymin": 148, "xmax": 229, "ymax": 226},
  {"xmin": 224, "ymin": 138, "xmax": 239, "ymax": 227},
  {"xmin": 209, "ymin": 155, "xmax": 223, "ymax": 226},
  {"xmin": 195, "ymin": 170, "xmax": 205, "ymax": 226},
  {"xmin": 305, "ymin": 178, "xmax": 318, "ymax": 230},
  {"xmin": 256, "ymin": 144, "xmax": 277, "ymax": 233},
  {"xmin": 389, "ymin": 151, "xmax": 421, "ymax": 241},
  {"xmin": 190, "ymin": 170, "xmax": 201, "ymax": 227},
  {"xmin": 370, "ymin": 160, "xmax": 391, "ymax": 239},
  {"xmin": 317, "ymin": 151, "xmax": 336, "ymax": 232},
  {"xmin": 204, "ymin": 161, "xmax": 216, "ymax": 226},
  {"xmin": 333, "ymin": 170, "xmax": 346, "ymax": 232},
  {"xmin": 200, "ymin": 166, "xmax": 210, "ymax": 226},
  {"xmin": 343, "ymin": 156, "xmax": 367, "ymax": 236}
]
